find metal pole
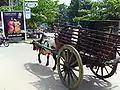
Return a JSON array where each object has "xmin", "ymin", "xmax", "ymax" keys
[
  {"xmin": 9, "ymin": 0, "xmax": 11, "ymax": 11},
  {"xmin": 1, "ymin": 12, "xmax": 5, "ymax": 37},
  {"xmin": 11, "ymin": 0, "xmax": 13, "ymax": 11},
  {"xmin": 23, "ymin": 0, "xmax": 27, "ymax": 40}
]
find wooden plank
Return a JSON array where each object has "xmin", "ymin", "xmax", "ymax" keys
[{"xmin": 56, "ymin": 25, "xmax": 120, "ymax": 62}]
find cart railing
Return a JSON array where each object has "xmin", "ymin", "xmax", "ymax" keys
[{"xmin": 55, "ymin": 25, "xmax": 120, "ymax": 65}]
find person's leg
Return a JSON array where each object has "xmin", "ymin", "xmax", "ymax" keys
[
  {"xmin": 52, "ymin": 53, "xmax": 57, "ymax": 70},
  {"xmin": 46, "ymin": 55, "xmax": 49, "ymax": 66},
  {"xmin": 38, "ymin": 52, "xmax": 41, "ymax": 63}
]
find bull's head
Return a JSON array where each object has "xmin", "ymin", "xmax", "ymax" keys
[{"xmin": 30, "ymin": 40, "xmax": 51, "ymax": 55}]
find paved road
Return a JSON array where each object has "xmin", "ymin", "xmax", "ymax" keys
[{"xmin": 0, "ymin": 43, "xmax": 120, "ymax": 90}]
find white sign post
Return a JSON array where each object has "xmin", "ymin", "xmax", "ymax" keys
[
  {"xmin": 25, "ymin": 2, "xmax": 38, "ymax": 8},
  {"xmin": 24, "ymin": 0, "xmax": 38, "ymax": 19},
  {"xmin": 24, "ymin": 0, "xmax": 38, "ymax": 40},
  {"xmin": 25, "ymin": 0, "xmax": 38, "ymax": 8},
  {"xmin": 25, "ymin": 7, "xmax": 31, "ymax": 19}
]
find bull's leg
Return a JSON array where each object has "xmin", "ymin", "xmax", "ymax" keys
[
  {"xmin": 38, "ymin": 53, "xmax": 41, "ymax": 63},
  {"xmin": 46, "ymin": 42, "xmax": 49, "ymax": 66},
  {"xmin": 52, "ymin": 53, "xmax": 57, "ymax": 70},
  {"xmin": 46, "ymin": 55, "xmax": 49, "ymax": 66}
]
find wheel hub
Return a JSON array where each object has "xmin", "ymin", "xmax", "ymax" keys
[{"xmin": 63, "ymin": 62, "xmax": 70, "ymax": 72}]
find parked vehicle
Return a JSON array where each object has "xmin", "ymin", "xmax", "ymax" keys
[
  {"xmin": 27, "ymin": 29, "xmax": 36, "ymax": 38},
  {"xmin": 0, "ymin": 37, "xmax": 9, "ymax": 47}
]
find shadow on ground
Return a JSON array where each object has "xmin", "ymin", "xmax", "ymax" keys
[
  {"xmin": 24, "ymin": 63, "xmax": 68, "ymax": 90},
  {"xmin": 24, "ymin": 63, "xmax": 118, "ymax": 90},
  {"xmin": 77, "ymin": 75, "xmax": 118, "ymax": 90}
]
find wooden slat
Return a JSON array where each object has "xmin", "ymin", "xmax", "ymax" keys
[{"xmin": 56, "ymin": 25, "xmax": 120, "ymax": 62}]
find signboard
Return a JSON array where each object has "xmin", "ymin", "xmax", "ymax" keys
[
  {"xmin": 25, "ymin": 2, "xmax": 38, "ymax": 8},
  {"xmin": 7, "ymin": 33, "xmax": 25, "ymax": 41},
  {"xmin": 3, "ymin": 11, "xmax": 25, "ymax": 41},
  {"xmin": 25, "ymin": 0, "xmax": 38, "ymax": 8},
  {"xmin": 25, "ymin": 7, "xmax": 31, "ymax": 19}
]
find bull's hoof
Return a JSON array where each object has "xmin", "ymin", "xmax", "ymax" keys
[
  {"xmin": 46, "ymin": 62, "xmax": 49, "ymax": 66},
  {"xmin": 38, "ymin": 59, "xmax": 41, "ymax": 63},
  {"xmin": 52, "ymin": 66, "xmax": 56, "ymax": 71}
]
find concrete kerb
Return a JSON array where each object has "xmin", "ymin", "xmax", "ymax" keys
[{"xmin": 9, "ymin": 39, "xmax": 33, "ymax": 44}]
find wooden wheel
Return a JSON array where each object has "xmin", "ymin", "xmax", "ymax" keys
[
  {"xmin": 90, "ymin": 63, "xmax": 118, "ymax": 79},
  {"xmin": 57, "ymin": 45, "xmax": 83, "ymax": 90}
]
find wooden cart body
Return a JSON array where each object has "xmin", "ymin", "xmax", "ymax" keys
[
  {"xmin": 54, "ymin": 24, "xmax": 120, "ymax": 90},
  {"xmin": 56, "ymin": 25, "xmax": 120, "ymax": 64}
]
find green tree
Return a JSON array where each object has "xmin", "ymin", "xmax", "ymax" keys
[
  {"xmin": 27, "ymin": 0, "xmax": 58, "ymax": 27},
  {"xmin": 0, "ymin": 0, "xmax": 23, "ymax": 11},
  {"xmin": 55, "ymin": 3, "xmax": 69, "ymax": 24},
  {"xmin": 68, "ymin": 0, "xmax": 92, "ymax": 23},
  {"xmin": 74, "ymin": 0, "xmax": 120, "ymax": 21},
  {"xmin": 101, "ymin": 0, "xmax": 120, "ymax": 20},
  {"xmin": 68, "ymin": 0, "xmax": 79, "ymax": 23},
  {"xmin": 0, "ymin": 0, "xmax": 59, "ymax": 27},
  {"xmin": 73, "ymin": 0, "xmax": 92, "ymax": 22}
]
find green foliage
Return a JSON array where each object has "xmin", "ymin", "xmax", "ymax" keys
[
  {"xmin": 68, "ymin": 0, "xmax": 120, "ymax": 23},
  {"xmin": 68, "ymin": 0, "xmax": 92, "ymax": 22},
  {"xmin": 0, "ymin": 6, "xmax": 10, "ymax": 11},
  {"xmin": 101, "ymin": 0, "xmax": 120, "ymax": 20},
  {"xmin": 68, "ymin": 0, "xmax": 80, "ymax": 22},
  {"xmin": 27, "ymin": 0, "xmax": 59, "ymax": 27},
  {"xmin": 55, "ymin": 3, "xmax": 69, "ymax": 24},
  {"xmin": 0, "ymin": 0, "xmax": 23, "ymax": 11},
  {"xmin": 0, "ymin": 0, "xmax": 58, "ymax": 27},
  {"xmin": 74, "ymin": 0, "xmax": 120, "ymax": 21},
  {"xmin": 1, "ymin": 0, "xmax": 119, "ymax": 26}
]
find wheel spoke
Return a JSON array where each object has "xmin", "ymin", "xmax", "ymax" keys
[
  {"xmin": 63, "ymin": 72, "xmax": 67, "ymax": 81},
  {"xmin": 69, "ymin": 52, "xmax": 73, "ymax": 64},
  {"xmin": 62, "ymin": 51, "xmax": 67, "ymax": 60},
  {"xmin": 61, "ymin": 57, "xmax": 65, "ymax": 63},
  {"xmin": 61, "ymin": 67, "xmax": 64, "ymax": 69},
  {"xmin": 108, "ymin": 65, "xmax": 113, "ymax": 69},
  {"xmin": 69, "ymin": 70, "xmax": 74, "ymax": 81},
  {"xmin": 117, "ymin": 50, "xmax": 120, "ymax": 56},
  {"xmin": 60, "ymin": 69, "xmax": 64, "ymax": 73},
  {"xmin": 71, "ymin": 69, "xmax": 78, "ymax": 80},
  {"xmin": 70, "ymin": 60, "xmax": 77, "ymax": 67},
  {"xmin": 68, "ymin": 72, "xmax": 70, "ymax": 86},
  {"xmin": 104, "ymin": 66, "xmax": 109, "ymax": 74},
  {"xmin": 96, "ymin": 66, "xmax": 99, "ymax": 74},
  {"xmin": 101, "ymin": 67, "xmax": 103, "ymax": 76},
  {"xmin": 66, "ymin": 50, "xmax": 69, "ymax": 62},
  {"xmin": 72, "ymin": 67, "xmax": 79, "ymax": 72},
  {"xmin": 60, "ymin": 63, "xmax": 64, "ymax": 66}
]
